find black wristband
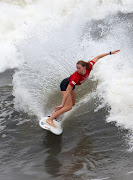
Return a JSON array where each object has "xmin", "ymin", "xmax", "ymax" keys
[{"xmin": 109, "ymin": 51, "xmax": 111, "ymax": 55}]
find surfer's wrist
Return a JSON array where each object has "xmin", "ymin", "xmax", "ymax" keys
[{"xmin": 109, "ymin": 50, "xmax": 120, "ymax": 55}]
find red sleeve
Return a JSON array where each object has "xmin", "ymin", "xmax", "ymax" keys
[
  {"xmin": 89, "ymin": 60, "xmax": 95, "ymax": 69},
  {"xmin": 69, "ymin": 77, "xmax": 78, "ymax": 88}
]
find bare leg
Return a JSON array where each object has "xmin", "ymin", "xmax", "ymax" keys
[
  {"xmin": 71, "ymin": 89, "xmax": 76, "ymax": 106},
  {"xmin": 54, "ymin": 89, "xmax": 76, "ymax": 114},
  {"xmin": 46, "ymin": 91, "xmax": 73, "ymax": 127}
]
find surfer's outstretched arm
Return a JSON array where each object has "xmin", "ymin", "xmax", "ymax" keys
[{"xmin": 91, "ymin": 50, "xmax": 120, "ymax": 63}]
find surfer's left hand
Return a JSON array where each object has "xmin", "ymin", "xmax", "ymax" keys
[
  {"xmin": 55, "ymin": 105, "xmax": 63, "ymax": 111},
  {"xmin": 111, "ymin": 50, "xmax": 120, "ymax": 54}
]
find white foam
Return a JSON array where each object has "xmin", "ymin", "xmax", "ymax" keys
[
  {"xmin": 1, "ymin": 0, "xmax": 133, "ymax": 73},
  {"xmin": 1, "ymin": 134, "xmax": 6, "ymax": 138},
  {"xmin": 16, "ymin": 119, "xmax": 31, "ymax": 126},
  {"xmin": 3, "ymin": 0, "xmax": 131, "ymax": 150},
  {"xmin": 0, "ymin": 42, "xmax": 25, "ymax": 72},
  {"xmin": 92, "ymin": 24, "xmax": 133, "ymax": 131}
]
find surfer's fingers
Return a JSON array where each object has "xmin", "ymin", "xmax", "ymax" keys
[
  {"xmin": 55, "ymin": 106, "xmax": 62, "ymax": 111},
  {"xmin": 54, "ymin": 106, "xmax": 59, "ymax": 111},
  {"xmin": 112, "ymin": 50, "xmax": 120, "ymax": 54},
  {"xmin": 115, "ymin": 50, "xmax": 120, "ymax": 53},
  {"xmin": 55, "ymin": 107, "xmax": 60, "ymax": 111}
]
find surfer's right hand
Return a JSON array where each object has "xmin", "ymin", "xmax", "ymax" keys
[{"xmin": 55, "ymin": 105, "xmax": 63, "ymax": 111}]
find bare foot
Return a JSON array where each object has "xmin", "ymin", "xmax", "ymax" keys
[{"xmin": 46, "ymin": 118, "xmax": 55, "ymax": 127}]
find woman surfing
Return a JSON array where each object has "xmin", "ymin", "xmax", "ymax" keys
[{"xmin": 46, "ymin": 50, "xmax": 120, "ymax": 127}]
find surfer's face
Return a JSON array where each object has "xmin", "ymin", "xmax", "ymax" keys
[{"xmin": 76, "ymin": 64, "xmax": 86, "ymax": 75}]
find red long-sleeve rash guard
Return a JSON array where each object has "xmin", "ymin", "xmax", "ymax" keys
[{"xmin": 69, "ymin": 60, "xmax": 95, "ymax": 88}]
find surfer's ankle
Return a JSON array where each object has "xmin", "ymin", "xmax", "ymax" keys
[
  {"xmin": 46, "ymin": 118, "xmax": 50, "ymax": 123},
  {"xmin": 46, "ymin": 119, "xmax": 55, "ymax": 127}
]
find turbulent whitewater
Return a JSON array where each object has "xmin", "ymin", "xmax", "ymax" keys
[
  {"xmin": 2, "ymin": 0, "xmax": 132, "ymax": 132},
  {"xmin": 0, "ymin": 1, "xmax": 133, "ymax": 179}
]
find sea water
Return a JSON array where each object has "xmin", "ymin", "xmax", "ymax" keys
[{"xmin": 0, "ymin": 0, "xmax": 133, "ymax": 179}]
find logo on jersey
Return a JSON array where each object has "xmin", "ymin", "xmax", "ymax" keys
[
  {"xmin": 89, "ymin": 62, "xmax": 94, "ymax": 65},
  {"xmin": 72, "ymin": 81, "xmax": 76, "ymax": 85}
]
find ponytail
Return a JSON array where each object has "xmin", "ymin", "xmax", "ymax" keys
[{"xmin": 77, "ymin": 60, "xmax": 91, "ymax": 70}]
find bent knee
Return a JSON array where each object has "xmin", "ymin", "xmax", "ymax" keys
[{"xmin": 66, "ymin": 105, "xmax": 72, "ymax": 111}]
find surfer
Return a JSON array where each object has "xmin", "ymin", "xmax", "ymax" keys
[{"xmin": 46, "ymin": 50, "xmax": 120, "ymax": 127}]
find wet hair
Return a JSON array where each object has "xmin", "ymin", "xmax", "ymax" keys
[{"xmin": 77, "ymin": 60, "xmax": 91, "ymax": 70}]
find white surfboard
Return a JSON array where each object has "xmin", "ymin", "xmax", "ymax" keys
[{"xmin": 39, "ymin": 117, "xmax": 63, "ymax": 135}]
